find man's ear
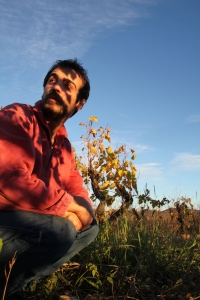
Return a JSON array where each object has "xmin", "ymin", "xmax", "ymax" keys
[{"xmin": 76, "ymin": 99, "xmax": 86, "ymax": 111}]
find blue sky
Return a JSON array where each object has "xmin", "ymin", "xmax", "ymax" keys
[{"xmin": 0, "ymin": 0, "xmax": 200, "ymax": 207}]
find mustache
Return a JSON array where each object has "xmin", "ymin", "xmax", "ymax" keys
[{"xmin": 46, "ymin": 91, "xmax": 64, "ymax": 105}]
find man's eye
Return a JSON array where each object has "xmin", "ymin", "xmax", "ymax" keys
[
  {"xmin": 49, "ymin": 77, "xmax": 56, "ymax": 83},
  {"xmin": 65, "ymin": 83, "xmax": 73, "ymax": 90}
]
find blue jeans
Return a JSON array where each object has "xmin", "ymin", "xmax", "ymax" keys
[{"xmin": 0, "ymin": 211, "xmax": 99, "ymax": 297}]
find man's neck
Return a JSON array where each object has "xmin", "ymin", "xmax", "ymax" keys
[{"xmin": 46, "ymin": 120, "xmax": 65, "ymax": 145}]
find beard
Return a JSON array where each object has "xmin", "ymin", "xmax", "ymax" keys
[{"xmin": 41, "ymin": 91, "xmax": 68, "ymax": 121}]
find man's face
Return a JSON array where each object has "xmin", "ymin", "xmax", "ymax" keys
[{"xmin": 41, "ymin": 67, "xmax": 85, "ymax": 122}]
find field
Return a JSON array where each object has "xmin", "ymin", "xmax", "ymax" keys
[{"xmin": 17, "ymin": 200, "xmax": 200, "ymax": 300}]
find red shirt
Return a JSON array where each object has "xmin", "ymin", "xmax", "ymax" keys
[{"xmin": 0, "ymin": 101, "xmax": 92, "ymax": 216}]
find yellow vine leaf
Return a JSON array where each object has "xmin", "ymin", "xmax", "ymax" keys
[
  {"xmin": 99, "ymin": 181, "xmax": 110, "ymax": 189},
  {"xmin": 99, "ymin": 144, "xmax": 104, "ymax": 151},
  {"xmin": 81, "ymin": 165, "xmax": 87, "ymax": 172},
  {"xmin": 131, "ymin": 165, "xmax": 137, "ymax": 171},
  {"xmin": 89, "ymin": 116, "xmax": 98, "ymax": 122},
  {"xmin": 109, "ymin": 182, "xmax": 116, "ymax": 189},
  {"xmin": 106, "ymin": 146, "xmax": 113, "ymax": 154},
  {"xmin": 117, "ymin": 170, "xmax": 123, "ymax": 177},
  {"xmin": 124, "ymin": 161, "xmax": 129, "ymax": 167},
  {"xmin": 91, "ymin": 129, "xmax": 97, "ymax": 136},
  {"xmin": 106, "ymin": 161, "xmax": 112, "ymax": 168},
  {"xmin": 93, "ymin": 140, "xmax": 97, "ymax": 147},
  {"xmin": 131, "ymin": 169, "xmax": 137, "ymax": 176},
  {"xmin": 79, "ymin": 122, "xmax": 85, "ymax": 126},
  {"xmin": 87, "ymin": 142, "xmax": 92, "ymax": 149},
  {"xmin": 105, "ymin": 135, "xmax": 111, "ymax": 142},
  {"xmin": 90, "ymin": 147, "xmax": 98, "ymax": 156},
  {"xmin": 131, "ymin": 153, "xmax": 137, "ymax": 160},
  {"xmin": 112, "ymin": 159, "xmax": 119, "ymax": 166},
  {"xmin": 103, "ymin": 181, "xmax": 110, "ymax": 188},
  {"xmin": 101, "ymin": 166, "xmax": 107, "ymax": 173}
]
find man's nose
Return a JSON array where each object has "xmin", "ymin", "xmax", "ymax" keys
[{"xmin": 52, "ymin": 80, "xmax": 63, "ymax": 92}]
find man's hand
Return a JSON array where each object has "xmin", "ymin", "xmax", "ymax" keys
[
  {"xmin": 65, "ymin": 212, "xmax": 82, "ymax": 231},
  {"xmin": 64, "ymin": 196, "xmax": 94, "ymax": 231}
]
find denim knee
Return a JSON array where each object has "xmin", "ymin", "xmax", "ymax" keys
[
  {"xmin": 0, "ymin": 211, "xmax": 77, "ymax": 265},
  {"xmin": 36, "ymin": 215, "xmax": 77, "ymax": 259}
]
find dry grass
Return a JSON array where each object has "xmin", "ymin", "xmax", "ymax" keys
[{"xmin": 4, "ymin": 200, "xmax": 200, "ymax": 300}]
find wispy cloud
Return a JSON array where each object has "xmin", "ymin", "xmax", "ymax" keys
[
  {"xmin": 107, "ymin": 128, "xmax": 155, "ymax": 153},
  {"xmin": 134, "ymin": 144, "xmax": 154, "ymax": 152},
  {"xmin": 135, "ymin": 162, "xmax": 163, "ymax": 180},
  {"xmin": 105, "ymin": 136, "xmax": 154, "ymax": 153},
  {"xmin": 187, "ymin": 114, "xmax": 200, "ymax": 123},
  {"xmin": 170, "ymin": 153, "xmax": 200, "ymax": 171},
  {"xmin": 0, "ymin": 0, "xmax": 155, "ymax": 68}
]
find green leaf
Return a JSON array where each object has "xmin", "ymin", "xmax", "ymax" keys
[
  {"xmin": 107, "ymin": 276, "xmax": 114, "ymax": 285},
  {"xmin": 85, "ymin": 278, "xmax": 102, "ymax": 288},
  {"xmin": 0, "ymin": 239, "xmax": 3, "ymax": 252}
]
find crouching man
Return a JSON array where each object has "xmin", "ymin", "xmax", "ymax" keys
[{"xmin": 0, "ymin": 59, "xmax": 99, "ymax": 298}]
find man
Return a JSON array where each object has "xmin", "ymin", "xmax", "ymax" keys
[{"xmin": 0, "ymin": 59, "xmax": 99, "ymax": 298}]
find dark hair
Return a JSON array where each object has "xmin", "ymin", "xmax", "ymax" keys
[{"xmin": 43, "ymin": 59, "xmax": 90, "ymax": 102}]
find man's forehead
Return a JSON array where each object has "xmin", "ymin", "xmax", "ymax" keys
[{"xmin": 51, "ymin": 67, "xmax": 82, "ymax": 82}]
